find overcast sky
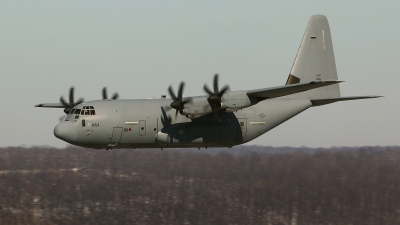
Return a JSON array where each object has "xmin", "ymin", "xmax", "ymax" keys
[{"xmin": 1, "ymin": 1, "xmax": 398, "ymax": 148}]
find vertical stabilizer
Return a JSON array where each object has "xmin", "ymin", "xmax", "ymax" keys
[{"xmin": 286, "ymin": 15, "xmax": 341, "ymax": 99}]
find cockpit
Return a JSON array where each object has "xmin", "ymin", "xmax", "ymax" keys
[
  {"xmin": 65, "ymin": 106, "xmax": 96, "ymax": 122},
  {"xmin": 69, "ymin": 106, "xmax": 96, "ymax": 115}
]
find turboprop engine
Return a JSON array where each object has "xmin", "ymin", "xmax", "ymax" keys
[
  {"xmin": 181, "ymin": 91, "xmax": 256, "ymax": 118},
  {"xmin": 167, "ymin": 74, "xmax": 258, "ymax": 119}
]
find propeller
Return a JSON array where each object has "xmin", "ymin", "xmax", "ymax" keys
[
  {"xmin": 102, "ymin": 87, "xmax": 119, "ymax": 100},
  {"xmin": 168, "ymin": 82, "xmax": 192, "ymax": 117},
  {"xmin": 203, "ymin": 73, "xmax": 229, "ymax": 109},
  {"xmin": 60, "ymin": 87, "xmax": 84, "ymax": 114},
  {"xmin": 160, "ymin": 106, "xmax": 172, "ymax": 127}
]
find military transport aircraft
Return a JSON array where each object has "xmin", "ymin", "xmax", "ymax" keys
[{"xmin": 36, "ymin": 15, "xmax": 380, "ymax": 150}]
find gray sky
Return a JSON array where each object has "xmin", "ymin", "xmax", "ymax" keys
[{"xmin": 1, "ymin": 1, "xmax": 399, "ymax": 148}]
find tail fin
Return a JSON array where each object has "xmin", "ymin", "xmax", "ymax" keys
[{"xmin": 286, "ymin": 14, "xmax": 341, "ymax": 99}]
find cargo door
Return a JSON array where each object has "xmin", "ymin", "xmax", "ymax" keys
[{"xmin": 110, "ymin": 127, "xmax": 123, "ymax": 143}]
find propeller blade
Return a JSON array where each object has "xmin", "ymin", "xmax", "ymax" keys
[
  {"xmin": 102, "ymin": 87, "xmax": 119, "ymax": 100},
  {"xmin": 203, "ymin": 84, "xmax": 214, "ymax": 95},
  {"xmin": 60, "ymin": 96, "xmax": 69, "ymax": 108},
  {"xmin": 102, "ymin": 87, "xmax": 108, "ymax": 100},
  {"xmin": 168, "ymin": 86, "xmax": 177, "ymax": 101},
  {"xmin": 175, "ymin": 109, "xmax": 179, "ymax": 118},
  {"xmin": 160, "ymin": 106, "xmax": 172, "ymax": 127},
  {"xmin": 178, "ymin": 82, "xmax": 185, "ymax": 100},
  {"xmin": 69, "ymin": 87, "xmax": 74, "ymax": 106},
  {"xmin": 219, "ymin": 85, "xmax": 230, "ymax": 96},
  {"xmin": 182, "ymin": 97, "xmax": 192, "ymax": 105},
  {"xmin": 213, "ymin": 74, "xmax": 219, "ymax": 94},
  {"xmin": 111, "ymin": 93, "xmax": 119, "ymax": 99},
  {"xmin": 75, "ymin": 98, "xmax": 84, "ymax": 105}
]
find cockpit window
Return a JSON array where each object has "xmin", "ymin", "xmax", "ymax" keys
[
  {"xmin": 69, "ymin": 109, "xmax": 75, "ymax": 114},
  {"xmin": 75, "ymin": 106, "xmax": 95, "ymax": 116}
]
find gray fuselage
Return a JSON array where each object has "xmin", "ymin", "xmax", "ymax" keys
[{"xmin": 54, "ymin": 98, "xmax": 312, "ymax": 149}]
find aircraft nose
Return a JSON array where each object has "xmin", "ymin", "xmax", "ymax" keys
[{"xmin": 54, "ymin": 122, "xmax": 77, "ymax": 143}]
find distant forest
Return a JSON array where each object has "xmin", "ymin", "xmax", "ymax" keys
[{"xmin": 0, "ymin": 145, "xmax": 400, "ymax": 225}]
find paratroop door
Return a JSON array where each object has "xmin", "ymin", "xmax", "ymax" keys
[{"xmin": 110, "ymin": 127, "xmax": 123, "ymax": 143}]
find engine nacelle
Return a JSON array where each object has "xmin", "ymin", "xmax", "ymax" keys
[
  {"xmin": 181, "ymin": 97, "xmax": 213, "ymax": 117},
  {"xmin": 179, "ymin": 91, "xmax": 258, "ymax": 117},
  {"xmin": 221, "ymin": 91, "xmax": 256, "ymax": 112}
]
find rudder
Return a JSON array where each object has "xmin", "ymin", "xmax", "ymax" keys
[{"xmin": 286, "ymin": 14, "xmax": 341, "ymax": 99}]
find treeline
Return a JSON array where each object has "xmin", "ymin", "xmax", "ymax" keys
[{"xmin": 0, "ymin": 146, "xmax": 399, "ymax": 224}]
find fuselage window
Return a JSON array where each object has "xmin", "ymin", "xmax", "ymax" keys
[{"xmin": 82, "ymin": 119, "xmax": 85, "ymax": 127}]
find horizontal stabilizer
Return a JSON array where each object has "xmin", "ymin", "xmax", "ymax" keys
[
  {"xmin": 247, "ymin": 80, "xmax": 342, "ymax": 100},
  {"xmin": 311, "ymin": 96, "xmax": 382, "ymax": 106},
  {"xmin": 35, "ymin": 103, "xmax": 64, "ymax": 108}
]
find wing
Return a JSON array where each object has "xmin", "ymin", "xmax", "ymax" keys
[
  {"xmin": 35, "ymin": 103, "xmax": 65, "ymax": 108},
  {"xmin": 247, "ymin": 80, "xmax": 342, "ymax": 99}
]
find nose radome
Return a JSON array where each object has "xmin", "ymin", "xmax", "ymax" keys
[{"xmin": 54, "ymin": 122, "xmax": 77, "ymax": 143}]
